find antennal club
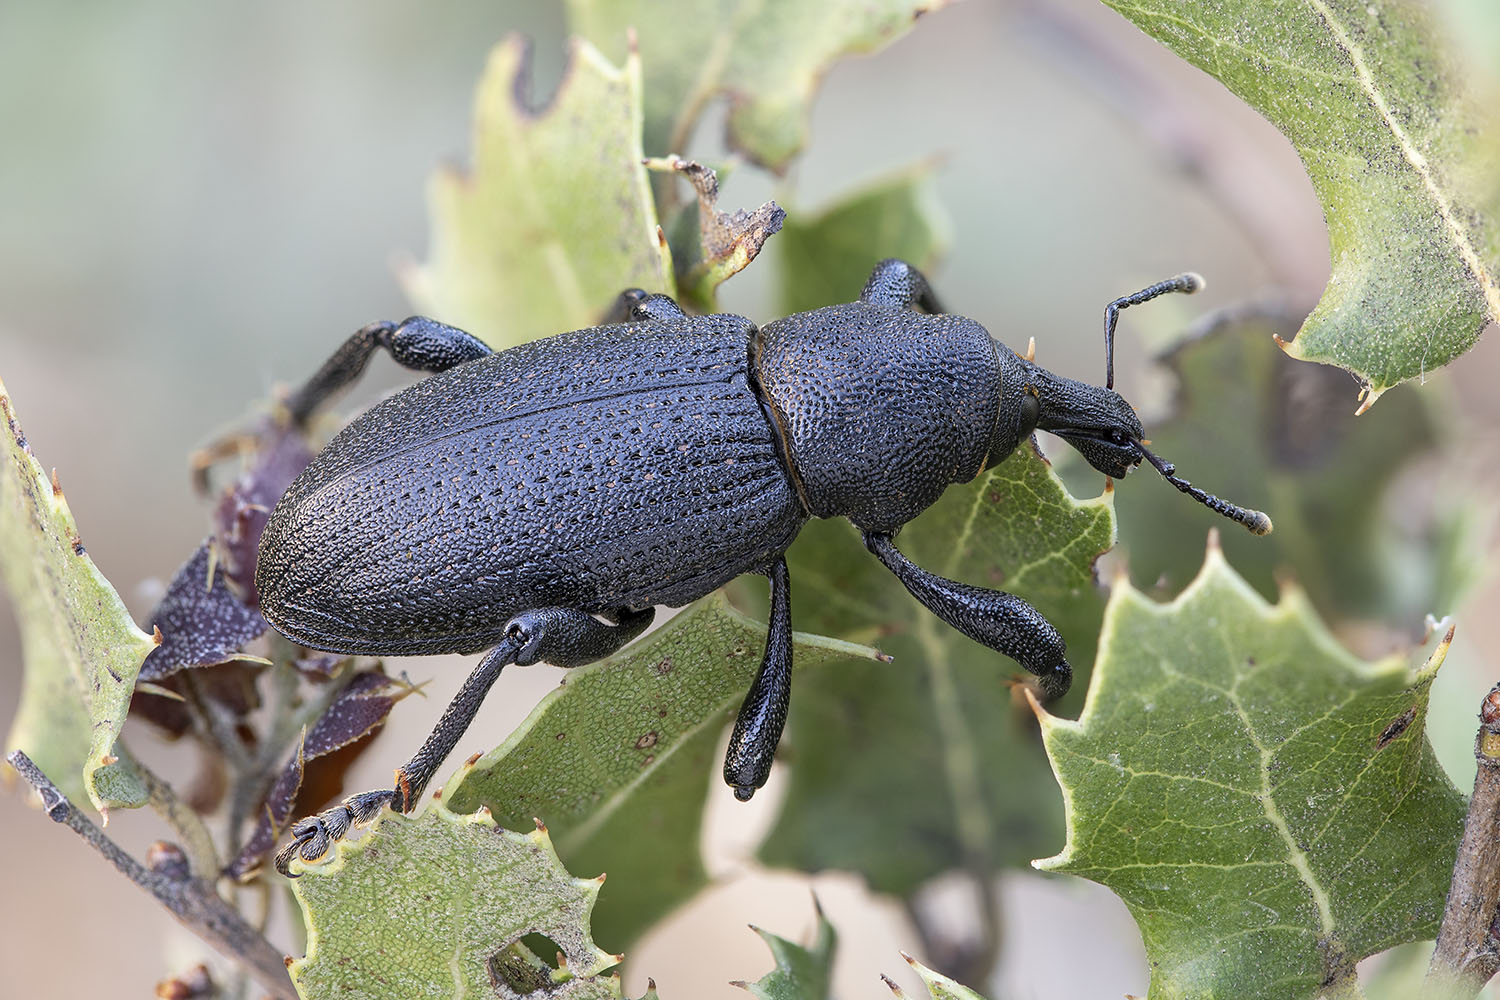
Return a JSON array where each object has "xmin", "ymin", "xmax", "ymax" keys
[
  {"xmin": 1135, "ymin": 442, "xmax": 1272, "ymax": 536},
  {"xmin": 1104, "ymin": 273, "xmax": 1204, "ymax": 390}
]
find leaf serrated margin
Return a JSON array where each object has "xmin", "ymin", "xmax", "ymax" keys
[{"xmin": 1031, "ymin": 536, "xmax": 1428, "ymax": 875}]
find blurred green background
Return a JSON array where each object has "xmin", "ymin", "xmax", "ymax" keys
[{"xmin": 2, "ymin": 2, "xmax": 1496, "ymax": 998}]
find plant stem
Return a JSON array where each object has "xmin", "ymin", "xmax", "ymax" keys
[
  {"xmin": 136, "ymin": 750, "xmax": 221, "ymax": 878},
  {"xmin": 7, "ymin": 750, "xmax": 296, "ymax": 1000},
  {"xmin": 1424, "ymin": 681, "xmax": 1500, "ymax": 999}
]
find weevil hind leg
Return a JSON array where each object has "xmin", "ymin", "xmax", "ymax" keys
[
  {"xmin": 723, "ymin": 558, "xmax": 793, "ymax": 801},
  {"xmin": 862, "ymin": 531, "xmax": 1071, "ymax": 701},
  {"xmin": 273, "ymin": 605, "xmax": 655, "ymax": 877},
  {"xmin": 859, "ymin": 258, "xmax": 946, "ymax": 314},
  {"xmin": 283, "ymin": 317, "xmax": 493, "ymax": 426}
]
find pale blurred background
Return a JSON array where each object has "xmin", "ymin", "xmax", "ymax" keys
[{"xmin": 3, "ymin": 2, "xmax": 1497, "ymax": 998}]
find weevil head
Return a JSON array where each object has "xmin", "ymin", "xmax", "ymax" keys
[
  {"xmin": 1019, "ymin": 357, "xmax": 1145, "ymax": 478},
  {"xmin": 995, "ymin": 347, "xmax": 1273, "ymax": 536}
]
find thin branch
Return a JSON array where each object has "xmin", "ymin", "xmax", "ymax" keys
[
  {"xmin": 135, "ymin": 750, "xmax": 221, "ymax": 878},
  {"xmin": 7, "ymin": 751, "xmax": 296, "ymax": 1000},
  {"xmin": 1424, "ymin": 680, "xmax": 1500, "ymax": 999}
]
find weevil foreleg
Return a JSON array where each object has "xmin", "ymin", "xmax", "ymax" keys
[
  {"xmin": 283, "ymin": 317, "xmax": 493, "ymax": 425},
  {"xmin": 273, "ymin": 606, "xmax": 654, "ymax": 877},
  {"xmin": 723, "ymin": 558, "xmax": 793, "ymax": 801},
  {"xmin": 862, "ymin": 531, "xmax": 1071, "ymax": 701},
  {"xmin": 859, "ymin": 258, "xmax": 945, "ymax": 313}
]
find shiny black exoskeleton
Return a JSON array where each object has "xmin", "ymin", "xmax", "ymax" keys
[{"xmin": 261, "ymin": 258, "xmax": 1270, "ymax": 875}]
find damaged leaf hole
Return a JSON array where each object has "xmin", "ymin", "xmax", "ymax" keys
[{"xmin": 488, "ymin": 932, "xmax": 570, "ymax": 997}]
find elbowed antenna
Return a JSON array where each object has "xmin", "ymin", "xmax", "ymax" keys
[
  {"xmin": 1135, "ymin": 441, "xmax": 1272, "ymax": 535},
  {"xmin": 1105, "ymin": 273, "xmax": 1204, "ymax": 390}
]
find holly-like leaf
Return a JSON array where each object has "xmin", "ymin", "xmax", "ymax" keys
[
  {"xmin": 1034, "ymin": 543, "xmax": 1466, "ymax": 1000},
  {"xmin": 290, "ymin": 806, "xmax": 626, "ymax": 1000},
  {"xmin": 775, "ymin": 164, "xmax": 949, "ymax": 317},
  {"xmin": 440, "ymin": 592, "xmax": 881, "ymax": 951},
  {"xmin": 567, "ymin": 0, "xmax": 951, "ymax": 171},
  {"xmin": 0, "ymin": 378, "xmax": 158, "ymax": 812},
  {"xmin": 403, "ymin": 36, "xmax": 671, "ymax": 348},
  {"xmin": 735, "ymin": 908, "xmax": 836, "ymax": 1000},
  {"xmin": 757, "ymin": 443, "xmax": 1114, "ymax": 896},
  {"xmin": 1111, "ymin": 307, "xmax": 1476, "ymax": 626},
  {"xmin": 1101, "ymin": 0, "xmax": 1500, "ymax": 404},
  {"xmin": 884, "ymin": 955, "xmax": 990, "ymax": 1000}
]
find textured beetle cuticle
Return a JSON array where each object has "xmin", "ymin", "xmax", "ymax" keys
[{"xmin": 257, "ymin": 260, "xmax": 1270, "ymax": 867}]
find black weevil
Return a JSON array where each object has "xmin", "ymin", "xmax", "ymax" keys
[{"xmin": 261, "ymin": 258, "xmax": 1270, "ymax": 875}]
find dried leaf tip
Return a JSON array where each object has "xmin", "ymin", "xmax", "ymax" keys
[
  {"xmin": 1021, "ymin": 685, "xmax": 1050, "ymax": 723},
  {"xmin": 533, "ymin": 817, "xmax": 548, "ymax": 833},
  {"xmin": 50, "ymin": 467, "xmax": 62, "ymax": 496},
  {"xmin": 1024, "ymin": 336, "xmax": 1036, "ymax": 362},
  {"xmin": 881, "ymin": 974, "xmax": 907, "ymax": 997},
  {"xmin": 1353, "ymin": 384, "xmax": 1386, "ymax": 416}
]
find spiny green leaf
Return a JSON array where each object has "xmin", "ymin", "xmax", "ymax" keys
[
  {"xmin": 403, "ymin": 36, "xmax": 670, "ymax": 347},
  {"xmin": 567, "ymin": 0, "xmax": 951, "ymax": 171},
  {"xmin": 1101, "ymin": 0, "xmax": 1500, "ymax": 404},
  {"xmin": 885, "ymin": 955, "xmax": 991, "ymax": 1000},
  {"xmin": 1034, "ymin": 543, "xmax": 1466, "ymax": 1000},
  {"xmin": 440, "ymin": 592, "xmax": 881, "ymax": 950},
  {"xmin": 291, "ymin": 806, "xmax": 624, "ymax": 1000},
  {"xmin": 1111, "ymin": 307, "xmax": 1478, "ymax": 626},
  {"xmin": 757, "ymin": 443, "xmax": 1114, "ymax": 896},
  {"xmin": 737, "ymin": 907, "xmax": 836, "ymax": 1000},
  {"xmin": 0, "ymin": 378, "xmax": 157, "ymax": 812},
  {"xmin": 775, "ymin": 164, "xmax": 950, "ymax": 317}
]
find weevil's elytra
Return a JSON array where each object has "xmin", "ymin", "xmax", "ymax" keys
[{"xmin": 261, "ymin": 258, "xmax": 1272, "ymax": 875}]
